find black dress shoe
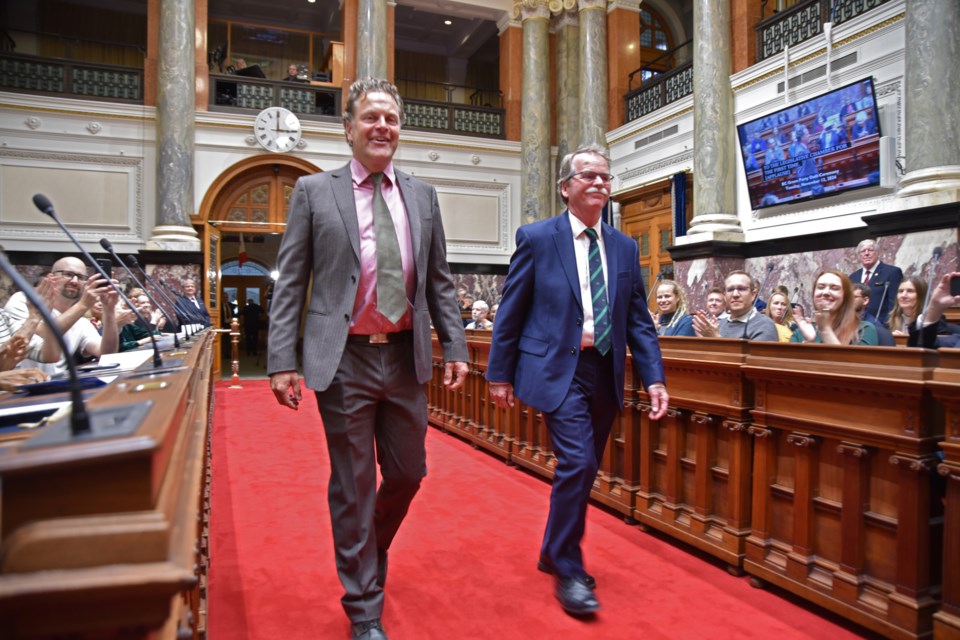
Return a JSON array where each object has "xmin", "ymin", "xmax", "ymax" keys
[
  {"xmin": 376, "ymin": 548, "xmax": 388, "ymax": 589},
  {"xmin": 352, "ymin": 619, "xmax": 388, "ymax": 640},
  {"xmin": 537, "ymin": 558, "xmax": 596, "ymax": 589},
  {"xmin": 555, "ymin": 577, "xmax": 601, "ymax": 616}
]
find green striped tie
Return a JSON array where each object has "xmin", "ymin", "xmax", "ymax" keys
[
  {"xmin": 371, "ymin": 173, "xmax": 406, "ymax": 323},
  {"xmin": 584, "ymin": 228, "xmax": 611, "ymax": 355}
]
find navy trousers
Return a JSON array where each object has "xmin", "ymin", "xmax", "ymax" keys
[{"xmin": 540, "ymin": 347, "xmax": 618, "ymax": 579}]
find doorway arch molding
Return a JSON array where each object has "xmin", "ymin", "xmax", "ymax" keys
[{"xmin": 197, "ymin": 154, "xmax": 321, "ymax": 231}]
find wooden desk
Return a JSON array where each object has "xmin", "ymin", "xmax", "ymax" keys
[{"xmin": 0, "ymin": 331, "xmax": 215, "ymax": 638}]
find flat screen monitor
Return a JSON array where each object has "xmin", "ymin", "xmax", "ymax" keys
[{"xmin": 737, "ymin": 77, "xmax": 881, "ymax": 210}]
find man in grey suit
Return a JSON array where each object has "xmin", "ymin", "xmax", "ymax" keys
[{"xmin": 267, "ymin": 78, "xmax": 469, "ymax": 640}]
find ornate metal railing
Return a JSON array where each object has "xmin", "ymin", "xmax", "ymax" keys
[
  {"xmin": 756, "ymin": 0, "xmax": 893, "ymax": 62},
  {"xmin": 0, "ymin": 53, "xmax": 142, "ymax": 101},
  {"xmin": 404, "ymin": 98, "xmax": 504, "ymax": 139},
  {"xmin": 210, "ymin": 74, "xmax": 341, "ymax": 117},
  {"xmin": 624, "ymin": 62, "xmax": 693, "ymax": 123}
]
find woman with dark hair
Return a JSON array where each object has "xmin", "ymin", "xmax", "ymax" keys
[
  {"xmin": 763, "ymin": 285, "xmax": 795, "ymax": 342},
  {"xmin": 791, "ymin": 270, "xmax": 878, "ymax": 345},
  {"xmin": 653, "ymin": 279, "xmax": 695, "ymax": 337}
]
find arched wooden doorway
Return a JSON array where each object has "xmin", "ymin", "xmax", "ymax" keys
[{"xmin": 197, "ymin": 154, "xmax": 319, "ymax": 371}]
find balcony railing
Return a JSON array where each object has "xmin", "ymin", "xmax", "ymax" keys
[
  {"xmin": 0, "ymin": 53, "xmax": 143, "ymax": 102},
  {"xmin": 624, "ymin": 62, "xmax": 693, "ymax": 123},
  {"xmin": 210, "ymin": 74, "xmax": 341, "ymax": 117},
  {"xmin": 624, "ymin": 40, "xmax": 693, "ymax": 123},
  {"xmin": 209, "ymin": 75, "xmax": 505, "ymax": 138},
  {"xmin": 756, "ymin": 0, "xmax": 893, "ymax": 62}
]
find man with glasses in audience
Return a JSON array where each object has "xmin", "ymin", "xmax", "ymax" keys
[
  {"xmin": 693, "ymin": 270, "xmax": 778, "ymax": 341},
  {"xmin": 3, "ymin": 256, "xmax": 119, "ymax": 375},
  {"xmin": 849, "ymin": 239, "xmax": 902, "ymax": 325},
  {"xmin": 487, "ymin": 144, "xmax": 668, "ymax": 617}
]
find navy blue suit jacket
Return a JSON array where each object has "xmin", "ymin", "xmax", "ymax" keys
[
  {"xmin": 486, "ymin": 214, "xmax": 665, "ymax": 414},
  {"xmin": 850, "ymin": 261, "xmax": 902, "ymax": 325}
]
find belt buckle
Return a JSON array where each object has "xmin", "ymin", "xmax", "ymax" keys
[{"xmin": 369, "ymin": 332, "xmax": 389, "ymax": 344}]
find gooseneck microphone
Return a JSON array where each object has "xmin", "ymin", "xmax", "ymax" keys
[
  {"xmin": 32, "ymin": 193, "xmax": 163, "ymax": 368},
  {"xmin": 128, "ymin": 257, "xmax": 188, "ymax": 338},
  {"xmin": 100, "ymin": 239, "xmax": 179, "ymax": 349},
  {"xmin": 0, "ymin": 251, "xmax": 91, "ymax": 435},
  {"xmin": 647, "ymin": 271, "xmax": 665, "ymax": 306},
  {"xmin": 159, "ymin": 277, "xmax": 195, "ymax": 339}
]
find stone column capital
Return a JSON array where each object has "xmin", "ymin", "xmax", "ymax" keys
[
  {"xmin": 513, "ymin": 0, "xmax": 550, "ymax": 21},
  {"xmin": 577, "ymin": 0, "xmax": 608, "ymax": 11},
  {"xmin": 553, "ymin": 7, "xmax": 580, "ymax": 29}
]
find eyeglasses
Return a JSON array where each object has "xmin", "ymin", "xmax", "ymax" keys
[
  {"xmin": 53, "ymin": 270, "xmax": 87, "ymax": 281},
  {"xmin": 725, "ymin": 285, "xmax": 751, "ymax": 294},
  {"xmin": 570, "ymin": 171, "xmax": 614, "ymax": 183}
]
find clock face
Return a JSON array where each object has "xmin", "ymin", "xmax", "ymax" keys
[{"xmin": 254, "ymin": 107, "xmax": 302, "ymax": 153}]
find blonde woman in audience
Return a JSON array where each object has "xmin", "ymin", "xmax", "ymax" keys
[
  {"xmin": 791, "ymin": 270, "xmax": 878, "ymax": 345},
  {"xmin": 763, "ymin": 285, "xmax": 795, "ymax": 342},
  {"xmin": 888, "ymin": 276, "xmax": 927, "ymax": 336},
  {"xmin": 653, "ymin": 280, "xmax": 695, "ymax": 336}
]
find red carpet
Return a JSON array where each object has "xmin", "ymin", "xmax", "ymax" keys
[{"xmin": 209, "ymin": 380, "xmax": 870, "ymax": 639}]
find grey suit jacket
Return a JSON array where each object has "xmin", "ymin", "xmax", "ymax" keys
[{"xmin": 267, "ymin": 163, "xmax": 468, "ymax": 391}]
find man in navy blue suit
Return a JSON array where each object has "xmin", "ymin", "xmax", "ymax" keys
[
  {"xmin": 849, "ymin": 239, "xmax": 902, "ymax": 325},
  {"xmin": 486, "ymin": 144, "xmax": 669, "ymax": 616}
]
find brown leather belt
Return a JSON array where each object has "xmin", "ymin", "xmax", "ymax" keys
[{"xmin": 346, "ymin": 330, "xmax": 413, "ymax": 345}]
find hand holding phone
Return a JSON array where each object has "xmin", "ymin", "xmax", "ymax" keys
[{"xmin": 951, "ymin": 273, "xmax": 960, "ymax": 297}]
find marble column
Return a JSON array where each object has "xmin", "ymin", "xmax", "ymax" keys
[
  {"xmin": 578, "ymin": 0, "xmax": 607, "ymax": 148},
  {"xmin": 682, "ymin": 0, "xmax": 741, "ymax": 240},
  {"xmin": 517, "ymin": 0, "xmax": 552, "ymax": 223},
  {"xmin": 555, "ymin": 9, "xmax": 580, "ymax": 213},
  {"xmin": 357, "ymin": 0, "xmax": 388, "ymax": 80},
  {"xmin": 148, "ymin": 0, "xmax": 199, "ymax": 250},
  {"xmin": 897, "ymin": 0, "xmax": 960, "ymax": 200}
]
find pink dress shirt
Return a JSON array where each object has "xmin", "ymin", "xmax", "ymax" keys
[{"xmin": 349, "ymin": 158, "xmax": 415, "ymax": 334}]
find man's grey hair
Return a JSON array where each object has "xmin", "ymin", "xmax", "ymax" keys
[
  {"xmin": 342, "ymin": 78, "xmax": 406, "ymax": 129},
  {"xmin": 472, "ymin": 300, "xmax": 489, "ymax": 312},
  {"xmin": 856, "ymin": 238, "xmax": 877, "ymax": 253},
  {"xmin": 556, "ymin": 143, "xmax": 611, "ymax": 204}
]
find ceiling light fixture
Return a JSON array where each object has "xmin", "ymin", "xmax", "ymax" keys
[{"xmin": 444, "ymin": 19, "xmax": 452, "ymax": 25}]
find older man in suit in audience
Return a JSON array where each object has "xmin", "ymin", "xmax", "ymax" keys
[{"xmin": 849, "ymin": 239, "xmax": 902, "ymax": 326}]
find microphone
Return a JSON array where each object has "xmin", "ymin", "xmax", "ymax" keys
[
  {"xmin": 0, "ymin": 251, "xmax": 90, "ymax": 435},
  {"xmin": 877, "ymin": 281, "xmax": 890, "ymax": 324},
  {"xmin": 100, "ymin": 239, "xmax": 179, "ymax": 349},
  {"xmin": 32, "ymin": 193, "xmax": 163, "ymax": 368},
  {"xmin": 127, "ymin": 257, "xmax": 188, "ymax": 339},
  {"xmin": 160, "ymin": 277, "xmax": 197, "ymax": 338},
  {"xmin": 647, "ymin": 271, "xmax": 665, "ymax": 305}
]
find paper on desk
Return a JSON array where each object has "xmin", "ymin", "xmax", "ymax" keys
[{"xmin": 97, "ymin": 350, "xmax": 155, "ymax": 371}]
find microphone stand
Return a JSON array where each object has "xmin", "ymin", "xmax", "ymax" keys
[
  {"xmin": 100, "ymin": 239, "xmax": 179, "ymax": 349},
  {"xmin": 32, "ymin": 193, "xmax": 163, "ymax": 368},
  {"xmin": 128, "ymin": 258, "xmax": 189, "ymax": 340}
]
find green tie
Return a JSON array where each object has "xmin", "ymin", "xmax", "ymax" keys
[
  {"xmin": 584, "ymin": 228, "xmax": 611, "ymax": 355},
  {"xmin": 371, "ymin": 172, "xmax": 406, "ymax": 323}
]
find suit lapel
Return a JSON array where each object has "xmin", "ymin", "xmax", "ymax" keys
[
  {"xmin": 330, "ymin": 164, "xmax": 361, "ymax": 261},
  {"xmin": 552, "ymin": 213, "xmax": 583, "ymax": 309},
  {"xmin": 602, "ymin": 223, "xmax": 619, "ymax": 311}
]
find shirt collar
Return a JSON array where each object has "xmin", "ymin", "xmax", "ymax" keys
[
  {"xmin": 568, "ymin": 212, "xmax": 602, "ymax": 240},
  {"xmin": 728, "ymin": 306, "xmax": 758, "ymax": 324},
  {"xmin": 351, "ymin": 158, "xmax": 396, "ymax": 187}
]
